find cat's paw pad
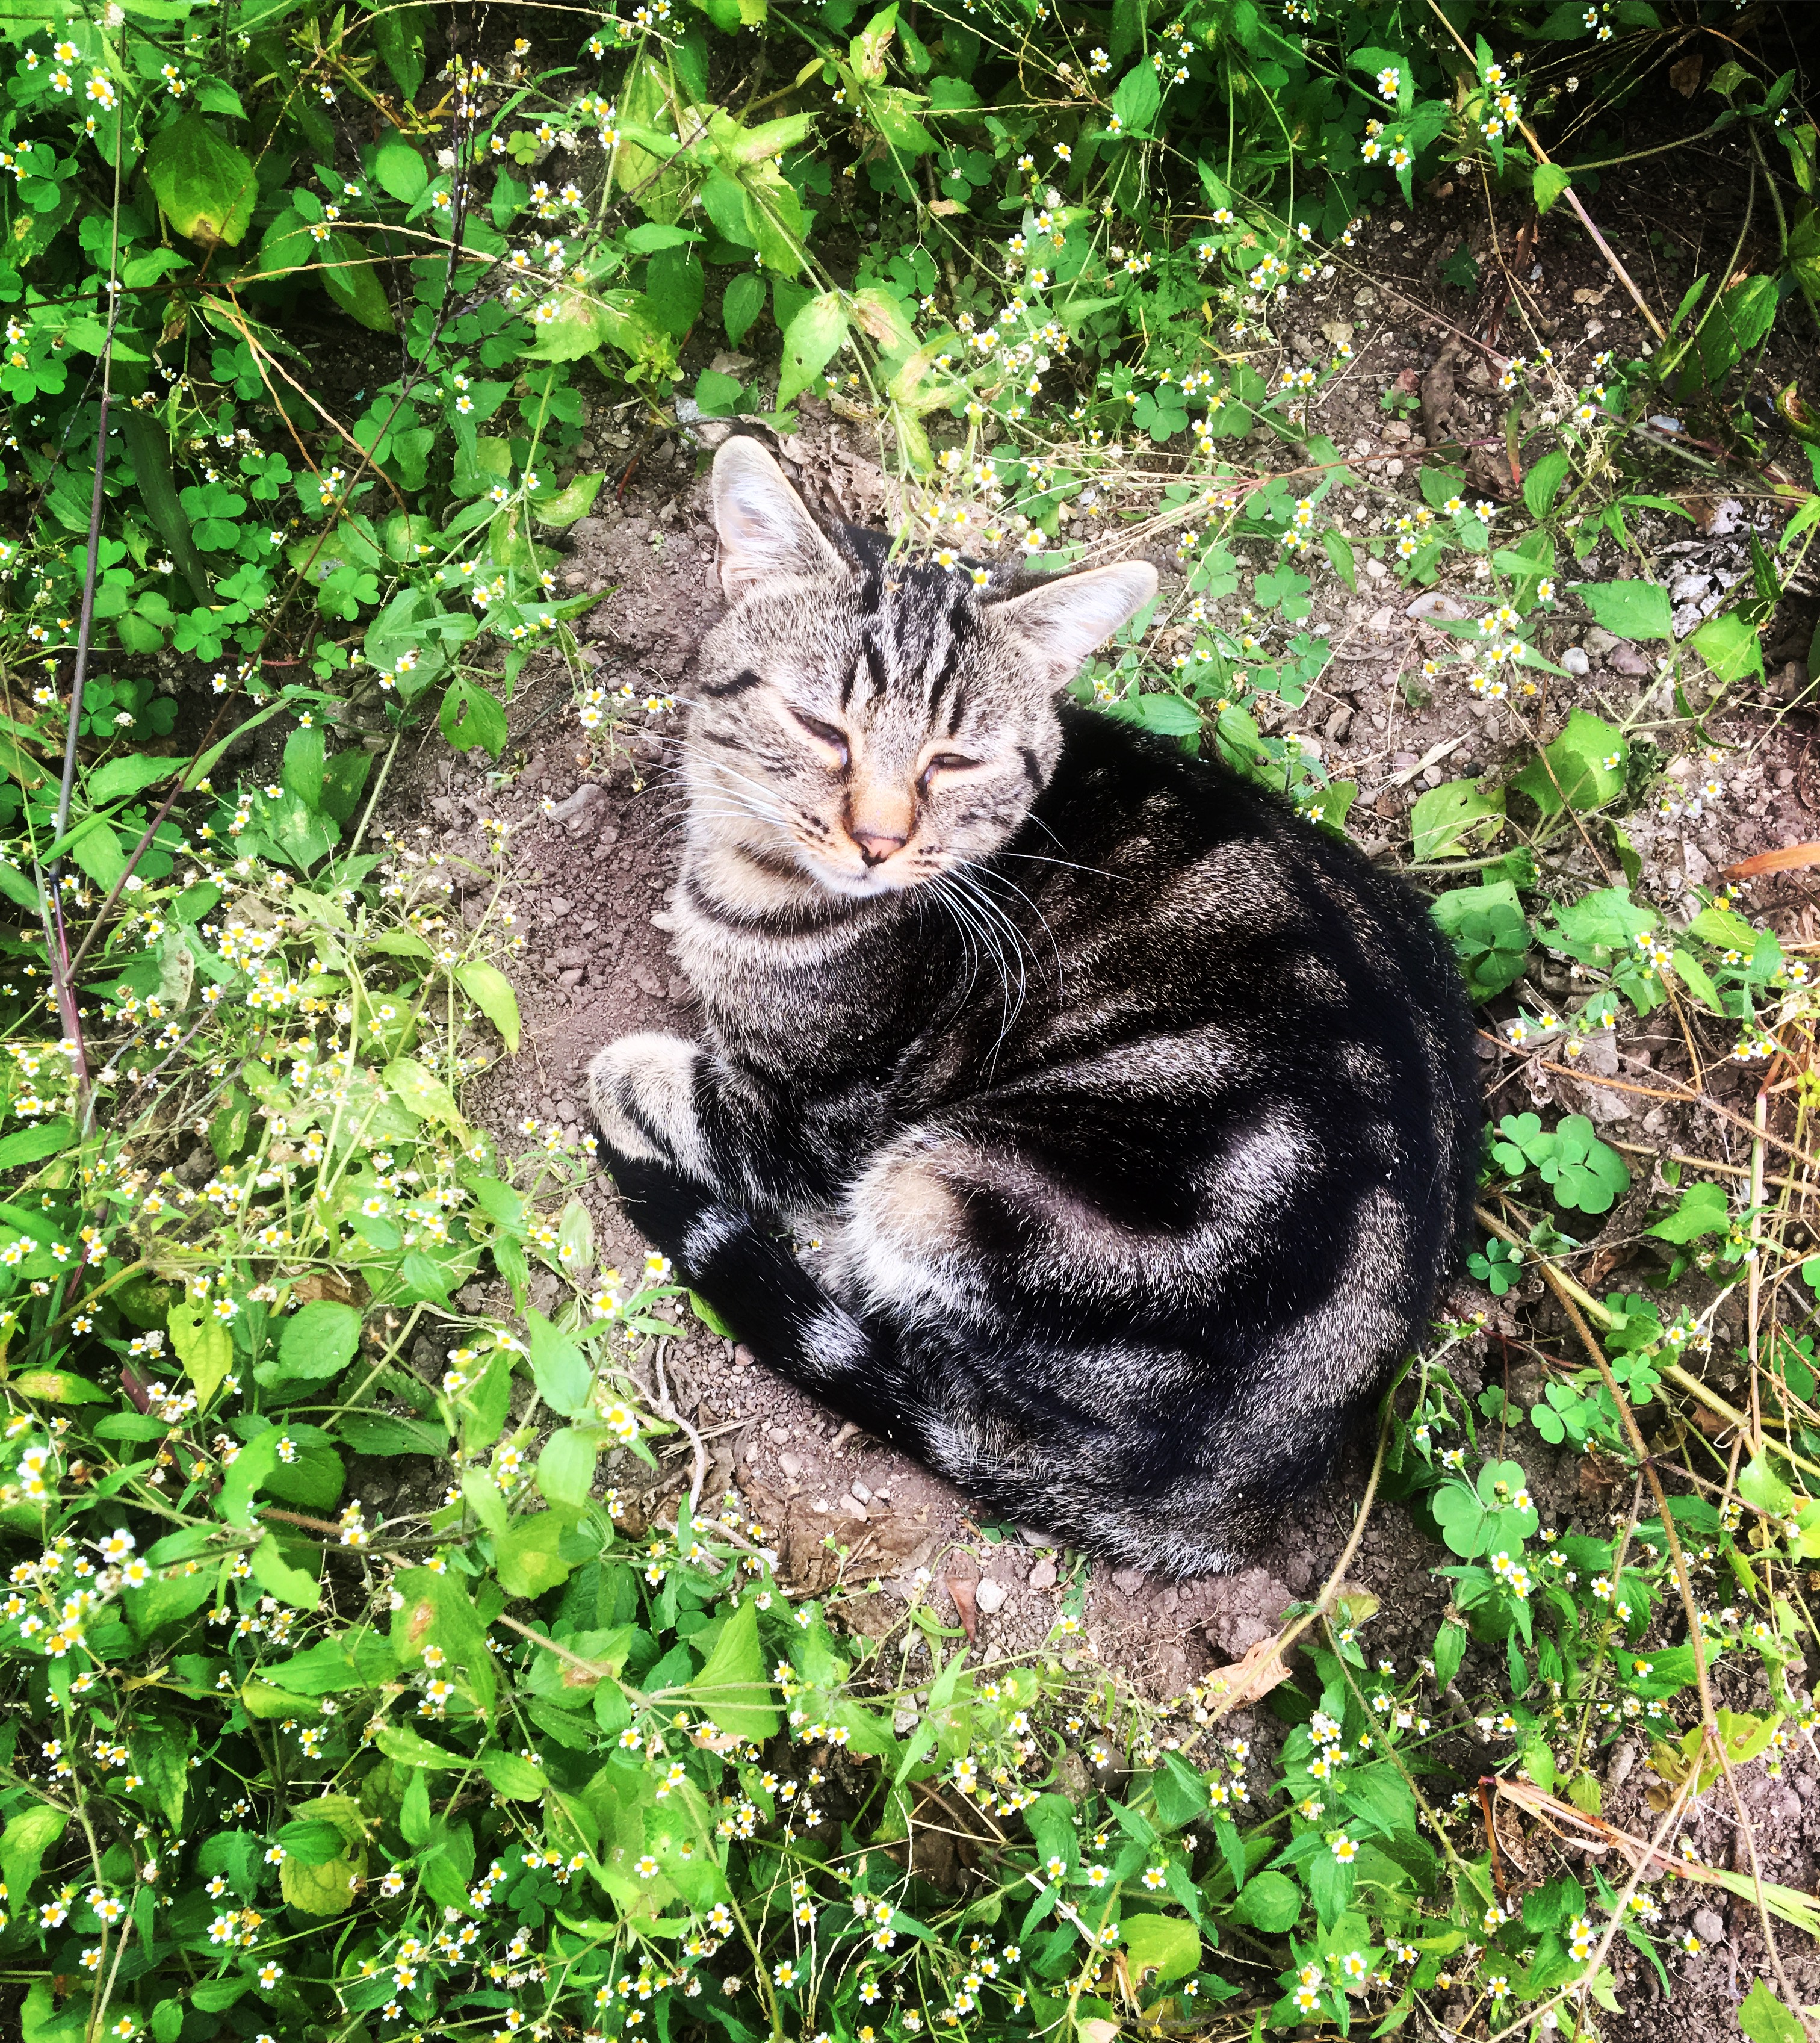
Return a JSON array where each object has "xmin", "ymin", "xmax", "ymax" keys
[{"xmin": 587, "ymin": 1032, "xmax": 705, "ymax": 1170}]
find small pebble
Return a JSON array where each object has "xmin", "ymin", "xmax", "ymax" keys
[
  {"xmin": 1692, "ymin": 1907, "xmax": 1725, "ymax": 1945},
  {"xmin": 1561, "ymin": 646, "xmax": 1590, "ymax": 676},
  {"xmin": 974, "ymin": 1578, "xmax": 1009, "ymax": 1615}
]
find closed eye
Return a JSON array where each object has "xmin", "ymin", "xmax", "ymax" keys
[
  {"xmin": 921, "ymin": 752, "xmax": 980, "ymax": 784},
  {"xmin": 790, "ymin": 707, "xmax": 850, "ymax": 767}
]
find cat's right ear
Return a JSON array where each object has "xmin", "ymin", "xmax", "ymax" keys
[{"xmin": 712, "ymin": 436, "xmax": 847, "ymax": 600}]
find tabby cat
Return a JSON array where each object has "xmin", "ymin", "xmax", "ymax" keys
[{"xmin": 588, "ymin": 436, "xmax": 1480, "ymax": 1577}]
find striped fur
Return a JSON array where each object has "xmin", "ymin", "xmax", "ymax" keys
[{"xmin": 589, "ymin": 437, "xmax": 1480, "ymax": 1578}]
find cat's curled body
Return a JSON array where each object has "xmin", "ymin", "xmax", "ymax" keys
[{"xmin": 590, "ymin": 436, "xmax": 1481, "ymax": 1578}]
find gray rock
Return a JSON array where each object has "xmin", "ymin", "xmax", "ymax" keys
[
  {"xmin": 1585, "ymin": 627, "xmax": 1620, "ymax": 656},
  {"xmin": 974, "ymin": 1578, "xmax": 1008, "ymax": 1614},
  {"xmin": 1609, "ymin": 644, "xmax": 1651, "ymax": 676},
  {"xmin": 1692, "ymin": 1908, "xmax": 1726, "ymax": 1945},
  {"xmin": 1028, "ymin": 1557, "xmax": 1059, "ymax": 1591},
  {"xmin": 1561, "ymin": 646, "xmax": 1590, "ymax": 675}
]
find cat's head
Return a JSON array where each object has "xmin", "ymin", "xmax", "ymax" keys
[{"xmin": 686, "ymin": 435, "xmax": 1156, "ymax": 899}]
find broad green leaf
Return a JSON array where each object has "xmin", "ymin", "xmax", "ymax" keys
[
  {"xmin": 1647, "ymin": 1180, "xmax": 1729, "ymax": 1244},
  {"xmin": 274, "ymin": 1299, "xmax": 362, "ymax": 1382},
  {"xmin": 440, "ymin": 677, "xmax": 509, "ymax": 758},
  {"xmin": 456, "ymin": 960, "xmax": 522, "ymax": 1051},
  {"xmin": 776, "ymin": 293, "xmax": 849, "ymax": 411},
  {"xmin": 383, "ymin": 1056, "xmax": 470, "ymax": 1139},
  {"xmin": 1228, "ymin": 1868, "xmax": 1300, "ymax": 1932},
  {"xmin": 88, "ymin": 753, "xmax": 178, "ymax": 805},
  {"xmin": 375, "ymin": 1723, "xmax": 465, "ymax": 1770},
  {"xmin": 1512, "ymin": 709, "xmax": 1627, "ymax": 817},
  {"xmin": 143, "ymin": 115, "xmax": 257, "ymax": 247},
  {"xmin": 10, "ymin": 1369, "xmax": 112, "ymax": 1403},
  {"xmin": 249, "ymin": 1530, "xmax": 321, "ymax": 1610},
  {"xmin": 1533, "ymin": 162, "xmax": 1571, "ymax": 214},
  {"xmin": 1410, "ymin": 778, "xmax": 1504, "ymax": 861},
  {"xmin": 320, "ymin": 231, "xmax": 397, "ymax": 333},
  {"xmin": 277, "ymin": 1794, "xmax": 365, "ymax": 1915},
  {"xmin": 527, "ymin": 1307, "xmax": 591, "ymax": 1416},
  {"xmin": 1523, "ymin": 449, "xmax": 1572, "ymax": 520},
  {"xmin": 1691, "ymin": 607, "xmax": 1763, "ymax": 684},
  {"xmin": 495, "ymin": 1512, "xmax": 575, "ymax": 1598},
  {"xmin": 1121, "ymin": 1912, "xmax": 1199, "ymax": 1982},
  {"xmin": 1738, "ymin": 1451, "xmax": 1795, "ymax": 1520},
  {"xmin": 1, "ymin": 1804, "xmax": 69, "ymax": 1908},
  {"xmin": 374, "ymin": 135, "xmax": 429, "ymax": 204},
  {"xmin": 168, "ymin": 1298, "xmax": 233, "ymax": 1410},
  {"xmin": 1739, "ymin": 1979, "xmax": 1806, "ymax": 2043},
  {"xmin": 1573, "ymin": 579, "xmax": 1673, "ymax": 642},
  {"xmin": 480, "ymin": 1750, "xmax": 547, "ymax": 1798},
  {"xmin": 537, "ymin": 1426, "xmax": 599, "ymax": 1508},
  {"xmin": 532, "ymin": 471, "xmax": 606, "ymax": 527},
  {"xmin": 0, "ymin": 1117, "xmax": 74, "ymax": 1169},
  {"xmin": 688, "ymin": 1596, "xmax": 781, "ymax": 1740},
  {"xmin": 461, "ymin": 1467, "xmax": 509, "ymax": 1533}
]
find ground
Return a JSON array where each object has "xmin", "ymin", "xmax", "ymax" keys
[{"xmin": 354, "ymin": 152, "xmax": 1820, "ymax": 2041}]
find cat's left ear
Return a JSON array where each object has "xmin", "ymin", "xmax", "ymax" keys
[{"xmin": 988, "ymin": 561, "xmax": 1159, "ymax": 689}]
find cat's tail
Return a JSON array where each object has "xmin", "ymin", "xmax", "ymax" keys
[
  {"xmin": 610, "ymin": 1152, "xmax": 1274, "ymax": 1581},
  {"xmin": 607, "ymin": 1152, "xmax": 925, "ymax": 1455}
]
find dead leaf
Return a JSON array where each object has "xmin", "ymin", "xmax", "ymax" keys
[
  {"xmin": 1725, "ymin": 842, "xmax": 1820, "ymax": 880},
  {"xmin": 1080, "ymin": 2020, "xmax": 1121, "ymax": 2043},
  {"xmin": 944, "ymin": 1573, "xmax": 978, "ymax": 1643},
  {"xmin": 1572, "ymin": 285, "xmax": 1611, "ymax": 306},
  {"xmin": 1669, "ymin": 53, "xmax": 1701, "ymax": 97},
  {"xmin": 927, "ymin": 198, "xmax": 967, "ymax": 216},
  {"xmin": 1199, "ymin": 1632, "xmax": 1293, "ymax": 1711}
]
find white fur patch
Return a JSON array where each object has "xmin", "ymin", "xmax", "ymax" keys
[
  {"xmin": 587, "ymin": 1032, "xmax": 710, "ymax": 1176},
  {"xmin": 683, "ymin": 1205, "xmax": 746, "ymax": 1268}
]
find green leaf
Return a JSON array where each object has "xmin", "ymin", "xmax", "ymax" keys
[
  {"xmin": 456, "ymin": 960, "xmax": 522, "ymax": 1052},
  {"xmin": 480, "ymin": 1750, "xmax": 547, "ymax": 1798},
  {"xmin": 1410, "ymin": 778, "xmax": 1505, "ymax": 861},
  {"xmin": 1321, "ymin": 528, "xmax": 1356, "ymax": 591},
  {"xmin": 384, "ymin": 1056, "xmax": 470, "ymax": 1139},
  {"xmin": 1738, "ymin": 1451, "xmax": 1795, "ymax": 1521},
  {"xmin": 495, "ymin": 1512, "xmax": 575, "ymax": 1598},
  {"xmin": 277, "ymin": 1793, "xmax": 365, "ymax": 1915},
  {"xmin": 1533, "ymin": 163, "xmax": 1572, "ymax": 214},
  {"xmin": 277, "ymin": 1300, "xmax": 362, "ymax": 1382},
  {"xmin": 88, "ymin": 753, "xmax": 178, "ymax": 805},
  {"xmin": 1110, "ymin": 61, "xmax": 1162, "ymax": 135},
  {"xmin": 168, "ymin": 1297, "xmax": 233, "ymax": 1410},
  {"xmin": 776, "ymin": 293, "xmax": 849, "ymax": 411},
  {"xmin": 1523, "ymin": 449, "xmax": 1573, "ymax": 521},
  {"xmin": 537, "ymin": 1426, "xmax": 599, "ymax": 1508},
  {"xmin": 1739, "ymin": 1979, "xmax": 1806, "ymax": 2043},
  {"xmin": 688, "ymin": 1596, "xmax": 781, "ymax": 1740},
  {"xmin": 440, "ymin": 676, "xmax": 509, "ymax": 758},
  {"xmin": 1228, "ymin": 1868, "xmax": 1300, "ymax": 1932},
  {"xmin": 724, "ymin": 270, "xmax": 766, "ymax": 344},
  {"xmin": 143, "ymin": 115, "xmax": 257, "ymax": 247},
  {"xmin": 1121, "ymin": 1912, "xmax": 1200, "ymax": 1983},
  {"xmin": 249, "ymin": 1530, "xmax": 321, "ymax": 1610},
  {"xmin": 320, "ymin": 231, "xmax": 396, "ymax": 333},
  {"xmin": 1512, "ymin": 709, "xmax": 1627, "ymax": 817},
  {"xmin": 374, "ymin": 135, "xmax": 429, "ymax": 205},
  {"xmin": 373, "ymin": 2, "xmax": 430, "ymax": 101},
  {"xmin": 527, "ymin": 1307, "xmax": 590, "ymax": 1417},
  {"xmin": 532, "ymin": 471, "xmax": 606, "ymax": 527},
  {"xmin": 1647, "ymin": 1180, "xmax": 1729, "ymax": 1244},
  {"xmin": 0, "ymin": 1117, "xmax": 74, "ymax": 1169},
  {"xmin": 1573, "ymin": 579, "xmax": 1673, "ymax": 642},
  {"xmin": 1, "ymin": 1803, "xmax": 69, "ymax": 1908},
  {"xmin": 1691, "ymin": 607, "xmax": 1763, "ymax": 686}
]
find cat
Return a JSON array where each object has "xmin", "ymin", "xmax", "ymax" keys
[{"xmin": 587, "ymin": 434, "xmax": 1481, "ymax": 1578}]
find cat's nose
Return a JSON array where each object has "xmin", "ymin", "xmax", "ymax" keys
[{"xmin": 855, "ymin": 831, "xmax": 906, "ymax": 867}]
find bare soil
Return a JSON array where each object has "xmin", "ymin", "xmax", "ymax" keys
[{"xmin": 365, "ymin": 150, "xmax": 1820, "ymax": 2038}]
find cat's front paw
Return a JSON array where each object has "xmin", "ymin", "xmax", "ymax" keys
[{"xmin": 587, "ymin": 1032, "xmax": 708, "ymax": 1174}]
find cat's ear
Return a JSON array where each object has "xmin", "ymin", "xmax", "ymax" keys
[
  {"xmin": 712, "ymin": 436, "xmax": 847, "ymax": 599},
  {"xmin": 989, "ymin": 560, "xmax": 1159, "ymax": 689}
]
